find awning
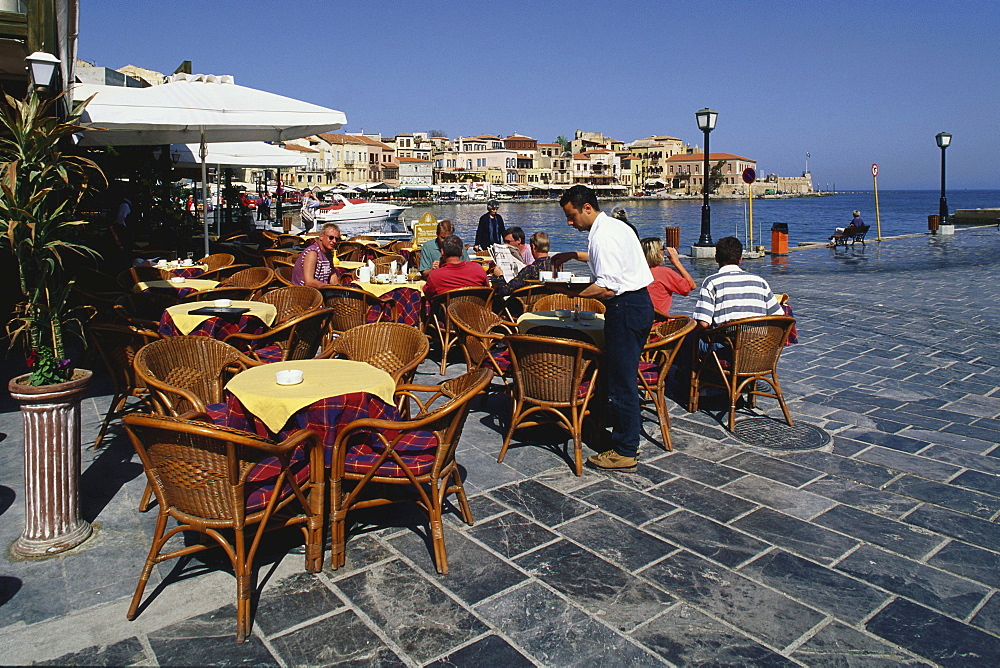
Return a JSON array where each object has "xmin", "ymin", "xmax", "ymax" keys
[{"xmin": 171, "ymin": 141, "xmax": 306, "ymax": 168}]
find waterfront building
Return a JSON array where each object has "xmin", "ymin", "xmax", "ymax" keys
[
  {"xmin": 571, "ymin": 149, "xmax": 621, "ymax": 187},
  {"xmin": 537, "ymin": 143, "xmax": 573, "ymax": 186},
  {"xmin": 664, "ymin": 152, "xmax": 757, "ymax": 195},
  {"xmin": 398, "ymin": 157, "xmax": 433, "ymax": 185},
  {"xmin": 433, "ymin": 135, "xmax": 520, "ymax": 184},
  {"xmin": 570, "ymin": 129, "xmax": 625, "ymax": 155},
  {"xmin": 628, "ymin": 135, "xmax": 688, "ymax": 191}
]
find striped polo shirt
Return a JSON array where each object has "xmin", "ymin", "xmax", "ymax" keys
[{"xmin": 692, "ymin": 264, "xmax": 782, "ymax": 326}]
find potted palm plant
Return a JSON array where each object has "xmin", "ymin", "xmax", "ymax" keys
[{"xmin": 1, "ymin": 89, "xmax": 105, "ymax": 557}]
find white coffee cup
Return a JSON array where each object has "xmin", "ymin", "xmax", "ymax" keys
[
  {"xmin": 180, "ymin": 258, "xmax": 193, "ymax": 266},
  {"xmin": 539, "ymin": 271, "xmax": 554, "ymax": 281},
  {"xmin": 275, "ymin": 369, "xmax": 303, "ymax": 385},
  {"xmin": 214, "ymin": 299, "xmax": 232, "ymax": 308},
  {"xmin": 170, "ymin": 276, "xmax": 185, "ymax": 284}
]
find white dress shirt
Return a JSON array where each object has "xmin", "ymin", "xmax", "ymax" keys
[{"xmin": 587, "ymin": 211, "xmax": 653, "ymax": 295}]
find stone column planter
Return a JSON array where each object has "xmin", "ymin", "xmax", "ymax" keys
[{"xmin": 8, "ymin": 369, "xmax": 93, "ymax": 557}]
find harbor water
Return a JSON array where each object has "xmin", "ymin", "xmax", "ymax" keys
[{"xmin": 406, "ymin": 190, "xmax": 1000, "ymax": 253}]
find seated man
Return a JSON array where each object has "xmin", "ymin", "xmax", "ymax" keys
[
  {"xmin": 423, "ymin": 234, "xmax": 489, "ymax": 298},
  {"xmin": 503, "ymin": 226, "xmax": 534, "ymax": 265},
  {"xmin": 291, "ymin": 222, "xmax": 343, "ymax": 289},
  {"xmin": 693, "ymin": 236, "xmax": 782, "ymax": 329},
  {"xmin": 491, "ymin": 231, "xmax": 553, "ymax": 295},
  {"xmin": 419, "ymin": 219, "xmax": 470, "ymax": 279},
  {"xmin": 829, "ymin": 210, "xmax": 864, "ymax": 241}
]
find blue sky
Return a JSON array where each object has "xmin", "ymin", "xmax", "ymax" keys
[{"xmin": 79, "ymin": 1, "xmax": 998, "ymax": 190}]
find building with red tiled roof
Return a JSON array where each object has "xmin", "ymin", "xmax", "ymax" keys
[{"xmin": 664, "ymin": 152, "xmax": 757, "ymax": 195}]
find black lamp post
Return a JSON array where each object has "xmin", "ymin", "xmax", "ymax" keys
[
  {"xmin": 935, "ymin": 132, "xmax": 951, "ymax": 225},
  {"xmin": 695, "ymin": 107, "xmax": 718, "ymax": 246}
]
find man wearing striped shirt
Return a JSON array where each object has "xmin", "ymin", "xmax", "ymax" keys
[{"xmin": 693, "ymin": 237, "xmax": 782, "ymax": 328}]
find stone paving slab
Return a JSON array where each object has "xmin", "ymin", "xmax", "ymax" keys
[{"xmin": 2, "ymin": 228, "xmax": 1000, "ymax": 666}]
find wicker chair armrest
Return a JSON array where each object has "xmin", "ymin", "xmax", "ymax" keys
[{"xmin": 177, "ymin": 410, "xmax": 212, "ymax": 422}]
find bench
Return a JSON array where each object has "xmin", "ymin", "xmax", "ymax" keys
[{"xmin": 831, "ymin": 224, "xmax": 870, "ymax": 246}]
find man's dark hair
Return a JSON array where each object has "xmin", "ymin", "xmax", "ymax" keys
[
  {"xmin": 436, "ymin": 219, "xmax": 454, "ymax": 235},
  {"xmin": 715, "ymin": 236, "xmax": 743, "ymax": 265},
  {"xmin": 559, "ymin": 184, "xmax": 600, "ymax": 211},
  {"xmin": 440, "ymin": 234, "xmax": 464, "ymax": 258},
  {"xmin": 506, "ymin": 226, "xmax": 525, "ymax": 243}
]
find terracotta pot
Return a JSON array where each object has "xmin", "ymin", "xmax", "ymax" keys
[{"xmin": 8, "ymin": 369, "xmax": 93, "ymax": 557}]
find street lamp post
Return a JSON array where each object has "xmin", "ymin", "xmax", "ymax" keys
[
  {"xmin": 935, "ymin": 132, "xmax": 951, "ymax": 226},
  {"xmin": 694, "ymin": 108, "xmax": 718, "ymax": 250}
]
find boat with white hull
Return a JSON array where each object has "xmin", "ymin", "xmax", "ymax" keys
[{"xmin": 313, "ymin": 195, "xmax": 410, "ymax": 236}]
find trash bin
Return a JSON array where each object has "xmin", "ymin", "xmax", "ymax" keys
[
  {"xmin": 770, "ymin": 222, "xmax": 789, "ymax": 255},
  {"xmin": 928, "ymin": 215, "xmax": 940, "ymax": 233},
  {"xmin": 664, "ymin": 226, "xmax": 681, "ymax": 249},
  {"xmin": 282, "ymin": 215, "xmax": 293, "ymax": 233}
]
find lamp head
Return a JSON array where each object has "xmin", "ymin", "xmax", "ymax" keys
[
  {"xmin": 25, "ymin": 51, "xmax": 60, "ymax": 91},
  {"xmin": 696, "ymin": 108, "xmax": 718, "ymax": 133},
  {"xmin": 935, "ymin": 132, "xmax": 952, "ymax": 149}
]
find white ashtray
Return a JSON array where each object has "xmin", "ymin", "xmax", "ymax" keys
[
  {"xmin": 554, "ymin": 309, "xmax": 573, "ymax": 319},
  {"xmin": 180, "ymin": 259, "xmax": 194, "ymax": 266},
  {"xmin": 578, "ymin": 310, "xmax": 597, "ymax": 320},
  {"xmin": 213, "ymin": 299, "xmax": 232, "ymax": 307},
  {"xmin": 170, "ymin": 276, "xmax": 186, "ymax": 284},
  {"xmin": 538, "ymin": 271, "xmax": 554, "ymax": 281},
  {"xmin": 275, "ymin": 369, "xmax": 303, "ymax": 385},
  {"xmin": 375, "ymin": 273, "xmax": 391, "ymax": 283},
  {"xmin": 570, "ymin": 276, "xmax": 591, "ymax": 284}
]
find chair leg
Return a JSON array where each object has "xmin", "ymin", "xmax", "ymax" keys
[
  {"xmin": 138, "ymin": 483, "xmax": 156, "ymax": 513},
  {"xmin": 772, "ymin": 374, "xmax": 794, "ymax": 427},
  {"xmin": 428, "ymin": 483, "xmax": 448, "ymax": 575},
  {"xmin": 498, "ymin": 399, "xmax": 523, "ymax": 463},
  {"xmin": 234, "ymin": 529, "xmax": 252, "ymax": 642},
  {"xmin": 127, "ymin": 511, "xmax": 168, "ymax": 621},
  {"xmin": 93, "ymin": 392, "xmax": 127, "ymax": 449},
  {"xmin": 571, "ymin": 430, "xmax": 583, "ymax": 477},
  {"xmin": 329, "ymin": 478, "xmax": 345, "ymax": 570},
  {"xmin": 451, "ymin": 469, "xmax": 474, "ymax": 526},
  {"xmin": 655, "ymin": 390, "xmax": 673, "ymax": 451}
]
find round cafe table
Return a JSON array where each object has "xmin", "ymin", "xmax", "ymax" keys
[
  {"xmin": 516, "ymin": 310, "xmax": 606, "ymax": 348},
  {"xmin": 354, "ymin": 280, "xmax": 426, "ymax": 326},
  {"xmin": 151, "ymin": 262, "xmax": 209, "ymax": 279},
  {"xmin": 209, "ymin": 360, "xmax": 400, "ymax": 459},
  {"xmin": 135, "ymin": 278, "xmax": 219, "ymax": 299},
  {"xmin": 158, "ymin": 300, "xmax": 277, "ymax": 338}
]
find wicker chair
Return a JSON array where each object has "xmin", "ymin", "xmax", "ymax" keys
[
  {"xmin": 502, "ymin": 284, "xmax": 555, "ymax": 320},
  {"xmin": 254, "ymin": 285, "xmax": 322, "ymax": 324},
  {"xmin": 448, "ymin": 301, "xmax": 515, "ymax": 382},
  {"xmin": 274, "ymin": 265, "xmax": 296, "ymax": 287},
  {"xmin": 372, "ymin": 254, "xmax": 406, "ymax": 274},
  {"xmin": 328, "ymin": 322, "xmax": 430, "ymax": 385},
  {"xmin": 334, "ymin": 241, "xmax": 366, "ymax": 263},
  {"xmin": 223, "ymin": 308, "xmax": 334, "ymax": 363},
  {"xmin": 500, "ymin": 334, "xmax": 602, "ymax": 476},
  {"xmin": 198, "ymin": 252, "xmax": 236, "ymax": 273},
  {"xmin": 639, "ymin": 316, "xmax": 697, "ymax": 451},
  {"xmin": 276, "ymin": 234, "xmax": 303, "ymax": 248},
  {"xmin": 263, "ymin": 249, "xmax": 299, "ymax": 270},
  {"xmin": 688, "ymin": 315, "xmax": 796, "ymax": 431},
  {"xmin": 113, "ymin": 292, "xmax": 180, "ymax": 329},
  {"xmin": 122, "ymin": 413, "xmax": 324, "ymax": 642},
  {"xmin": 218, "ymin": 232, "xmax": 248, "ymax": 243},
  {"xmin": 133, "ymin": 336, "xmax": 258, "ymax": 415},
  {"xmin": 199, "ymin": 263, "xmax": 253, "ymax": 282},
  {"xmin": 181, "ymin": 286, "xmax": 255, "ymax": 303},
  {"xmin": 533, "ymin": 293, "xmax": 606, "ymax": 314},
  {"xmin": 323, "ymin": 286, "xmax": 386, "ymax": 336},
  {"xmin": 330, "ymin": 368, "xmax": 493, "ymax": 575},
  {"xmin": 116, "ymin": 266, "xmax": 163, "ymax": 291},
  {"xmin": 219, "ymin": 266, "xmax": 274, "ymax": 297},
  {"xmin": 88, "ymin": 324, "xmax": 161, "ymax": 448},
  {"xmin": 424, "ymin": 286, "xmax": 494, "ymax": 374}
]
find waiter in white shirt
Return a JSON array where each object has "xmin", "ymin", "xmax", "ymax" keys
[{"xmin": 551, "ymin": 185, "xmax": 654, "ymax": 472}]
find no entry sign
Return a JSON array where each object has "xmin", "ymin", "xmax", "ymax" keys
[{"xmin": 742, "ymin": 168, "xmax": 756, "ymax": 184}]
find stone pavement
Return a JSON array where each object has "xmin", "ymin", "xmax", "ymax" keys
[{"xmin": 1, "ymin": 227, "xmax": 999, "ymax": 666}]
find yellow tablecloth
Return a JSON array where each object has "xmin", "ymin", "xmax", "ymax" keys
[
  {"xmin": 165, "ymin": 300, "xmax": 277, "ymax": 335},
  {"xmin": 225, "ymin": 359, "xmax": 396, "ymax": 432},
  {"xmin": 153, "ymin": 262, "xmax": 208, "ymax": 273},
  {"xmin": 134, "ymin": 279, "xmax": 219, "ymax": 293},
  {"xmin": 517, "ymin": 311, "xmax": 606, "ymax": 347},
  {"xmin": 354, "ymin": 281, "xmax": 425, "ymax": 297},
  {"xmin": 334, "ymin": 260, "xmax": 365, "ymax": 270}
]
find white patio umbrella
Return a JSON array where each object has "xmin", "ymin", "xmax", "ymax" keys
[
  {"xmin": 73, "ymin": 74, "xmax": 346, "ymax": 255},
  {"xmin": 170, "ymin": 141, "xmax": 307, "ymax": 169}
]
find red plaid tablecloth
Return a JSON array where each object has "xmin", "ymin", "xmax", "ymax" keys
[
  {"xmin": 142, "ymin": 285, "xmax": 200, "ymax": 299},
  {"xmin": 166, "ymin": 266, "xmax": 206, "ymax": 279},
  {"xmin": 365, "ymin": 287, "xmax": 423, "ymax": 327},
  {"xmin": 206, "ymin": 392, "xmax": 438, "ymax": 476},
  {"xmin": 158, "ymin": 310, "xmax": 269, "ymax": 339}
]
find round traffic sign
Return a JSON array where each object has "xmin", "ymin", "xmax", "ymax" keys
[
  {"xmin": 872, "ymin": 164, "xmax": 878, "ymax": 178},
  {"xmin": 742, "ymin": 167, "xmax": 756, "ymax": 184}
]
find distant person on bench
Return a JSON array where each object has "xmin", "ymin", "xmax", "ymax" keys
[{"xmin": 830, "ymin": 210, "xmax": 864, "ymax": 240}]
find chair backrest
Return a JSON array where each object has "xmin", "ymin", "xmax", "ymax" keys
[
  {"xmin": 218, "ymin": 233, "xmax": 248, "ymax": 244},
  {"xmin": 123, "ymin": 413, "xmax": 296, "ymax": 524},
  {"xmin": 448, "ymin": 301, "xmax": 509, "ymax": 371},
  {"xmin": 234, "ymin": 308, "xmax": 333, "ymax": 362},
  {"xmin": 712, "ymin": 315, "xmax": 796, "ymax": 375},
  {"xmin": 330, "ymin": 322, "xmax": 429, "ymax": 383},
  {"xmin": 322, "ymin": 286, "xmax": 383, "ymax": 334},
  {"xmin": 334, "ymin": 241, "xmax": 366, "ymax": 263},
  {"xmin": 534, "ymin": 293, "xmax": 606, "ymax": 314},
  {"xmin": 263, "ymin": 249, "xmax": 298, "ymax": 270},
  {"xmin": 508, "ymin": 284, "xmax": 555, "ymax": 316},
  {"xmin": 88, "ymin": 324, "xmax": 161, "ymax": 395},
  {"xmin": 182, "ymin": 286, "xmax": 254, "ymax": 302},
  {"xmin": 643, "ymin": 315, "xmax": 697, "ymax": 372},
  {"xmin": 274, "ymin": 265, "xmax": 295, "ymax": 287},
  {"xmin": 199, "ymin": 253, "xmax": 236, "ymax": 273},
  {"xmin": 373, "ymin": 254, "xmax": 406, "ymax": 273},
  {"xmin": 114, "ymin": 292, "xmax": 179, "ymax": 328},
  {"xmin": 220, "ymin": 266, "xmax": 274, "ymax": 292},
  {"xmin": 504, "ymin": 334, "xmax": 601, "ymax": 405},
  {"xmin": 276, "ymin": 234, "xmax": 303, "ymax": 248},
  {"xmin": 133, "ymin": 336, "xmax": 251, "ymax": 414},
  {"xmin": 255, "ymin": 286, "xmax": 322, "ymax": 324},
  {"xmin": 117, "ymin": 266, "xmax": 162, "ymax": 290}
]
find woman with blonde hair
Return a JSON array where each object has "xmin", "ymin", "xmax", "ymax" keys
[{"xmin": 641, "ymin": 236, "xmax": 697, "ymax": 315}]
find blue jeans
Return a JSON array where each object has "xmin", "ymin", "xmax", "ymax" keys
[{"xmin": 602, "ymin": 288, "xmax": 654, "ymax": 458}]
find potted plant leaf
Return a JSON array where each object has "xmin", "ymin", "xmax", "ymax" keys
[{"xmin": 1, "ymin": 89, "xmax": 105, "ymax": 557}]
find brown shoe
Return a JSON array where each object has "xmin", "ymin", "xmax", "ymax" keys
[{"xmin": 587, "ymin": 449, "xmax": 638, "ymax": 472}]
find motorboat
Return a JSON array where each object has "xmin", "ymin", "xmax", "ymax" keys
[{"xmin": 313, "ymin": 194, "xmax": 410, "ymax": 236}]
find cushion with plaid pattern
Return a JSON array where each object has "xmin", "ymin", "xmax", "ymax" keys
[
  {"xmin": 253, "ymin": 343, "xmax": 285, "ymax": 363},
  {"xmin": 638, "ymin": 360, "xmax": 659, "ymax": 384},
  {"xmin": 344, "ymin": 429, "xmax": 439, "ymax": 477},
  {"xmin": 245, "ymin": 445, "xmax": 311, "ymax": 512}
]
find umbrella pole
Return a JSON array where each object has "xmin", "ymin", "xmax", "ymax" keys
[{"xmin": 200, "ymin": 129, "xmax": 210, "ymax": 257}]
